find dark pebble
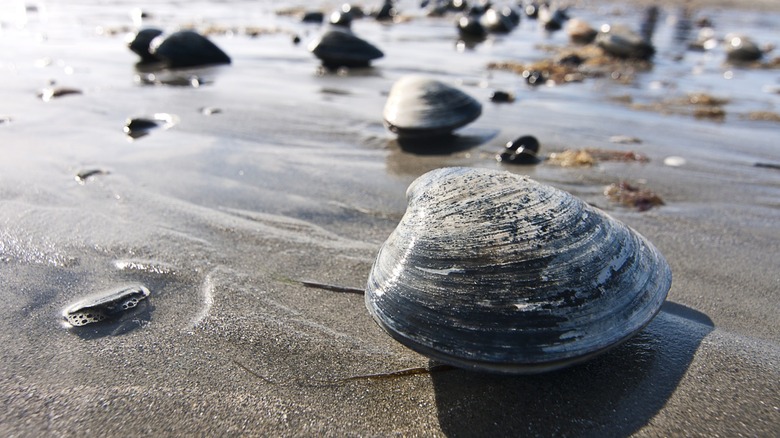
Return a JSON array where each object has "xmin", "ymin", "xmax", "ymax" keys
[
  {"xmin": 523, "ymin": 70, "xmax": 547, "ymax": 86},
  {"xmin": 497, "ymin": 135, "xmax": 541, "ymax": 165},
  {"xmin": 490, "ymin": 90, "xmax": 515, "ymax": 103},
  {"xmin": 151, "ymin": 30, "xmax": 231, "ymax": 69},
  {"xmin": 124, "ymin": 118, "xmax": 160, "ymax": 139}
]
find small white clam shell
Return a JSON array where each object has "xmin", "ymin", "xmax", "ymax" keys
[
  {"xmin": 365, "ymin": 167, "xmax": 672, "ymax": 373},
  {"xmin": 383, "ymin": 75, "xmax": 482, "ymax": 138}
]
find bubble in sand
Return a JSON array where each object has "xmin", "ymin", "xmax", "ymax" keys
[{"xmin": 63, "ymin": 284, "xmax": 151, "ymax": 327}]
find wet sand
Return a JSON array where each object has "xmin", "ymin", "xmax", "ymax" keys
[{"xmin": 1, "ymin": 0, "xmax": 779, "ymax": 436}]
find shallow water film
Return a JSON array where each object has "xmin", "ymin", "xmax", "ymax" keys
[{"xmin": 1, "ymin": 0, "xmax": 778, "ymax": 436}]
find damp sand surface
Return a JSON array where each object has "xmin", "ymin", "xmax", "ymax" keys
[{"xmin": 0, "ymin": 0, "xmax": 779, "ymax": 436}]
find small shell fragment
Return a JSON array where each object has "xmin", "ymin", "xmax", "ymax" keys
[
  {"xmin": 63, "ymin": 284, "xmax": 151, "ymax": 327},
  {"xmin": 38, "ymin": 87, "xmax": 82, "ymax": 102},
  {"xmin": 123, "ymin": 113, "xmax": 177, "ymax": 139},
  {"xmin": 75, "ymin": 169, "xmax": 110, "ymax": 184}
]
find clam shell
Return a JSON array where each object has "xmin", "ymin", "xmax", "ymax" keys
[
  {"xmin": 365, "ymin": 167, "xmax": 671, "ymax": 373},
  {"xmin": 724, "ymin": 34, "xmax": 762, "ymax": 63},
  {"xmin": 456, "ymin": 15, "xmax": 486, "ymax": 39},
  {"xmin": 596, "ymin": 24, "xmax": 655, "ymax": 60},
  {"xmin": 150, "ymin": 30, "xmax": 231, "ymax": 68},
  {"xmin": 128, "ymin": 28, "xmax": 164, "ymax": 63},
  {"xmin": 63, "ymin": 284, "xmax": 151, "ymax": 327},
  {"xmin": 383, "ymin": 75, "xmax": 482, "ymax": 138},
  {"xmin": 308, "ymin": 29, "xmax": 384, "ymax": 68}
]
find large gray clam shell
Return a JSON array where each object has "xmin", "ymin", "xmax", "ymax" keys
[
  {"xmin": 308, "ymin": 29, "xmax": 384, "ymax": 68},
  {"xmin": 365, "ymin": 167, "xmax": 671, "ymax": 374},
  {"xmin": 383, "ymin": 75, "xmax": 482, "ymax": 138}
]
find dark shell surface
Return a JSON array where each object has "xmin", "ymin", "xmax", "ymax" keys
[
  {"xmin": 63, "ymin": 284, "xmax": 151, "ymax": 327},
  {"xmin": 150, "ymin": 30, "xmax": 231, "ymax": 69},
  {"xmin": 490, "ymin": 90, "xmax": 515, "ymax": 103},
  {"xmin": 307, "ymin": 29, "xmax": 384, "ymax": 68},
  {"xmin": 128, "ymin": 28, "xmax": 164, "ymax": 63},
  {"xmin": 457, "ymin": 16, "xmax": 486, "ymax": 39},
  {"xmin": 365, "ymin": 167, "xmax": 672, "ymax": 373},
  {"xmin": 373, "ymin": 1, "xmax": 397, "ymax": 21}
]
